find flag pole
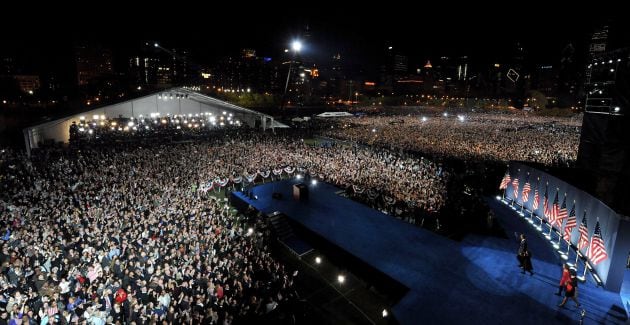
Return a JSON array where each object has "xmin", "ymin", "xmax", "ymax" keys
[
  {"xmin": 547, "ymin": 187, "xmax": 559, "ymax": 238},
  {"xmin": 511, "ymin": 168, "xmax": 520, "ymax": 206},
  {"xmin": 540, "ymin": 182, "xmax": 548, "ymax": 230},
  {"xmin": 520, "ymin": 172, "xmax": 529, "ymax": 215},
  {"xmin": 556, "ymin": 193, "xmax": 567, "ymax": 245},
  {"xmin": 565, "ymin": 201, "xmax": 577, "ymax": 254},
  {"xmin": 581, "ymin": 232, "xmax": 593, "ymax": 280},
  {"xmin": 582, "ymin": 262, "xmax": 589, "ymax": 278},
  {"xmin": 575, "ymin": 249, "xmax": 581, "ymax": 265},
  {"xmin": 530, "ymin": 177, "xmax": 539, "ymax": 221},
  {"xmin": 502, "ymin": 166, "xmax": 508, "ymax": 201}
]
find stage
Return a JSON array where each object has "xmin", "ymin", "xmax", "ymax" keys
[{"xmin": 232, "ymin": 180, "xmax": 627, "ymax": 324}]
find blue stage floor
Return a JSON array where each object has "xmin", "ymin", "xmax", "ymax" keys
[{"xmin": 233, "ymin": 180, "xmax": 627, "ymax": 324}]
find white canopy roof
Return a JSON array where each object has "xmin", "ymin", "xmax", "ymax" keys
[{"xmin": 23, "ymin": 88, "xmax": 287, "ymax": 152}]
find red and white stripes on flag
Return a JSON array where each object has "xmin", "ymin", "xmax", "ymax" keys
[
  {"xmin": 499, "ymin": 172, "xmax": 511, "ymax": 190},
  {"xmin": 587, "ymin": 221, "xmax": 608, "ymax": 266},
  {"xmin": 563, "ymin": 203, "xmax": 577, "ymax": 242},
  {"xmin": 548, "ymin": 190, "xmax": 560, "ymax": 225},
  {"xmin": 532, "ymin": 189, "xmax": 540, "ymax": 211},
  {"xmin": 554, "ymin": 193, "xmax": 567, "ymax": 228},
  {"xmin": 543, "ymin": 186, "xmax": 551, "ymax": 221},
  {"xmin": 512, "ymin": 178, "xmax": 519, "ymax": 200},
  {"xmin": 578, "ymin": 212, "xmax": 590, "ymax": 252},
  {"xmin": 522, "ymin": 181, "xmax": 531, "ymax": 203}
]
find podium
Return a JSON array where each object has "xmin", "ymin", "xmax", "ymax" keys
[{"xmin": 293, "ymin": 183, "xmax": 309, "ymax": 200}]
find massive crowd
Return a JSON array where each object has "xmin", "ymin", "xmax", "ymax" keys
[
  {"xmin": 0, "ymin": 127, "xmax": 447, "ymax": 324},
  {"xmin": 319, "ymin": 111, "xmax": 581, "ymax": 166},
  {"xmin": 0, "ymin": 107, "xmax": 583, "ymax": 324},
  {"xmin": 0, "ymin": 143, "xmax": 298, "ymax": 324}
]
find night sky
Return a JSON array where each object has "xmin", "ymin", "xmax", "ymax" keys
[{"xmin": 2, "ymin": 4, "xmax": 628, "ymax": 74}]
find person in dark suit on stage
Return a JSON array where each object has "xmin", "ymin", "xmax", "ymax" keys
[
  {"xmin": 520, "ymin": 249, "xmax": 534, "ymax": 275},
  {"xmin": 517, "ymin": 233, "xmax": 528, "ymax": 268}
]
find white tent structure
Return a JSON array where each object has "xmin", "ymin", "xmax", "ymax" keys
[
  {"xmin": 316, "ymin": 112, "xmax": 354, "ymax": 118},
  {"xmin": 23, "ymin": 88, "xmax": 287, "ymax": 153}
]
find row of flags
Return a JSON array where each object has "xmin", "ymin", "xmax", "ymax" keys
[{"xmin": 499, "ymin": 171, "xmax": 609, "ymax": 266}]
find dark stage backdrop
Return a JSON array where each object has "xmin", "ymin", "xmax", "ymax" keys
[{"xmin": 504, "ymin": 162, "xmax": 630, "ymax": 292}]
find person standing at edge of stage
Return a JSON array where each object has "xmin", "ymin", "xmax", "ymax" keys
[
  {"xmin": 556, "ymin": 263, "xmax": 570, "ymax": 296},
  {"xmin": 517, "ymin": 233, "xmax": 528, "ymax": 269},
  {"xmin": 558, "ymin": 268, "xmax": 581, "ymax": 308}
]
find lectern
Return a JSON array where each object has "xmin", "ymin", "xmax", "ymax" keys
[{"xmin": 293, "ymin": 183, "xmax": 308, "ymax": 200}]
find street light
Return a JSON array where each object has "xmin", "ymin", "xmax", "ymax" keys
[
  {"xmin": 281, "ymin": 40, "xmax": 302, "ymax": 112},
  {"xmin": 291, "ymin": 40, "xmax": 302, "ymax": 52}
]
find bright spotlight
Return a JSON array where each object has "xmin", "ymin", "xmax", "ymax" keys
[
  {"xmin": 247, "ymin": 228, "xmax": 253, "ymax": 235},
  {"xmin": 382, "ymin": 309, "xmax": 388, "ymax": 318},
  {"xmin": 372, "ymin": 128, "xmax": 376, "ymax": 133},
  {"xmin": 457, "ymin": 115, "xmax": 465, "ymax": 122},
  {"xmin": 337, "ymin": 275, "xmax": 345, "ymax": 284},
  {"xmin": 311, "ymin": 179, "xmax": 317, "ymax": 185},
  {"xmin": 315, "ymin": 256, "xmax": 321, "ymax": 264},
  {"xmin": 291, "ymin": 40, "xmax": 302, "ymax": 52},
  {"xmin": 296, "ymin": 174, "xmax": 303, "ymax": 180},
  {"xmin": 443, "ymin": 112, "xmax": 448, "ymax": 117},
  {"xmin": 154, "ymin": 43, "xmax": 159, "ymax": 47},
  {"xmin": 614, "ymin": 107, "xmax": 620, "ymax": 113},
  {"xmin": 495, "ymin": 195, "xmax": 501, "ymax": 201},
  {"xmin": 422, "ymin": 117, "xmax": 428, "ymax": 122}
]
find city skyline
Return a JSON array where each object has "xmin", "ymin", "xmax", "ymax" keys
[
  {"xmin": 2, "ymin": 7, "xmax": 628, "ymax": 70},
  {"xmin": 2, "ymin": 6, "xmax": 629, "ymax": 117}
]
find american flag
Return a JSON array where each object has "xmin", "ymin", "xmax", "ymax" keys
[
  {"xmin": 554, "ymin": 194, "xmax": 568, "ymax": 228},
  {"xmin": 543, "ymin": 186, "xmax": 550, "ymax": 221},
  {"xmin": 549, "ymin": 191, "xmax": 560, "ymax": 226},
  {"xmin": 512, "ymin": 178, "xmax": 519, "ymax": 199},
  {"xmin": 499, "ymin": 172, "xmax": 511, "ymax": 190},
  {"xmin": 578, "ymin": 212, "xmax": 590, "ymax": 251},
  {"xmin": 532, "ymin": 189, "xmax": 540, "ymax": 211},
  {"xmin": 563, "ymin": 203, "xmax": 577, "ymax": 242},
  {"xmin": 522, "ymin": 181, "xmax": 531, "ymax": 203},
  {"xmin": 588, "ymin": 221, "xmax": 608, "ymax": 266}
]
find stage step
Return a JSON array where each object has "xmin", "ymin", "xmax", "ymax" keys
[
  {"xmin": 266, "ymin": 213, "xmax": 313, "ymax": 257},
  {"xmin": 269, "ymin": 214, "xmax": 295, "ymax": 240}
]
